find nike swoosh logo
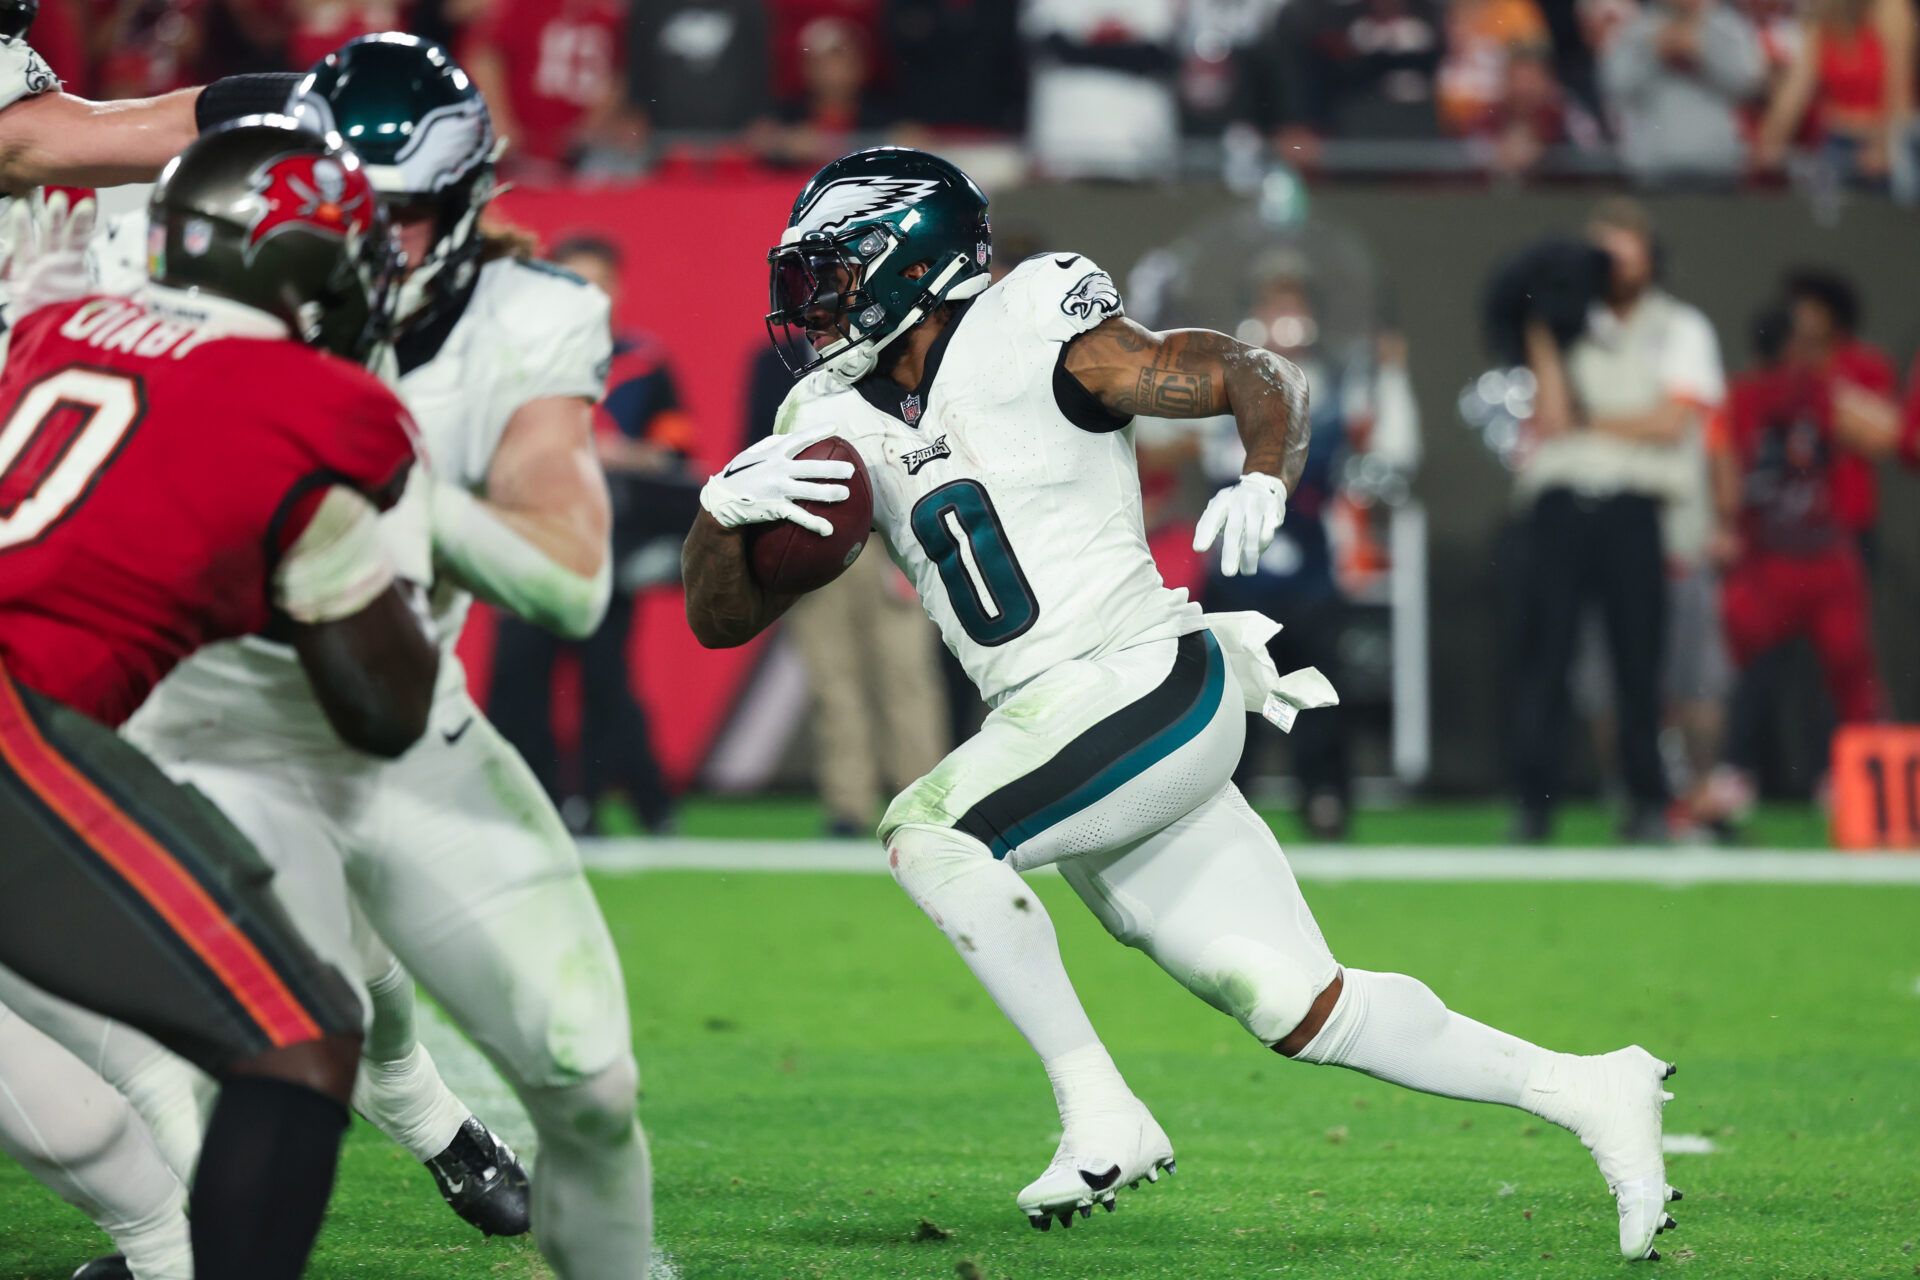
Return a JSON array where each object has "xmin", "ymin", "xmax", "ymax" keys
[
  {"xmin": 1055, "ymin": 255, "xmax": 1080, "ymax": 268},
  {"xmin": 723, "ymin": 459, "xmax": 765, "ymax": 478},
  {"xmin": 443, "ymin": 1176, "xmax": 466, "ymax": 1195},
  {"xmin": 443, "ymin": 718, "xmax": 474, "ymax": 745},
  {"xmin": 1080, "ymin": 1165, "xmax": 1121, "ymax": 1192}
]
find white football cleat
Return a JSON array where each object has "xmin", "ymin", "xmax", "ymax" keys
[
  {"xmin": 1564, "ymin": 1046, "xmax": 1682, "ymax": 1260},
  {"xmin": 1017, "ymin": 1097, "xmax": 1175, "ymax": 1230}
]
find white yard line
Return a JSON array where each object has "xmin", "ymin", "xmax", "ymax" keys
[
  {"xmin": 580, "ymin": 838, "xmax": 1920, "ymax": 886},
  {"xmin": 1662, "ymin": 1134, "xmax": 1721, "ymax": 1155}
]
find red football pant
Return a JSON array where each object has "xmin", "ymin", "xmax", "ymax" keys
[{"xmin": 1721, "ymin": 546, "xmax": 1884, "ymax": 723}]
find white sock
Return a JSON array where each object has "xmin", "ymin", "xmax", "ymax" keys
[
  {"xmin": 1296, "ymin": 969, "xmax": 1582, "ymax": 1128},
  {"xmin": 352, "ymin": 959, "xmax": 472, "ymax": 1161},
  {"xmin": 888, "ymin": 825, "xmax": 1130, "ymax": 1108}
]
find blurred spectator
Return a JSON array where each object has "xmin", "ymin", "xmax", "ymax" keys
[
  {"xmin": 627, "ymin": 0, "xmax": 772, "ymax": 134},
  {"xmin": 464, "ymin": 0, "xmax": 643, "ymax": 178},
  {"xmin": 887, "ymin": 0, "xmax": 1025, "ymax": 133},
  {"xmin": 785, "ymin": 543, "xmax": 952, "ymax": 836},
  {"xmin": 1479, "ymin": 40, "xmax": 1578, "ymax": 173},
  {"xmin": 768, "ymin": 0, "xmax": 884, "ymax": 100},
  {"xmin": 749, "ymin": 14, "xmax": 907, "ymax": 167},
  {"xmin": 1251, "ymin": 0, "xmax": 1445, "ymax": 160},
  {"xmin": 1702, "ymin": 280, "xmax": 1898, "ymax": 819},
  {"xmin": 94, "ymin": 0, "xmax": 206, "ymax": 98},
  {"xmin": 1178, "ymin": 0, "xmax": 1284, "ymax": 137},
  {"xmin": 287, "ymin": 0, "xmax": 403, "ymax": 68},
  {"xmin": 1509, "ymin": 199, "xmax": 1724, "ymax": 843},
  {"xmin": 1755, "ymin": 0, "xmax": 1915, "ymax": 186},
  {"xmin": 1780, "ymin": 269, "xmax": 1899, "ymax": 555},
  {"xmin": 1022, "ymin": 0, "xmax": 1181, "ymax": 179},
  {"xmin": 1190, "ymin": 253, "xmax": 1421, "ymax": 839},
  {"xmin": 1438, "ymin": 0, "xmax": 1550, "ymax": 135},
  {"xmin": 1602, "ymin": 0, "xmax": 1765, "ymax": 184},
  {"xmin": 489, "ymin": 237, "xmax": 687, "ymax": 835}
]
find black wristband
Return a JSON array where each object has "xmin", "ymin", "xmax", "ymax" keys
[{"xmin": 195, "ymin": 72, "xmax": 305, "ymax": 132}]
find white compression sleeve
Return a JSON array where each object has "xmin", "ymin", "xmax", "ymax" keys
[
  {"xmin": 1294, "ymin": 968, "xmax": 1582, "ymax": 1126},
  {"xmin": 428, "ymin": 479, "xmax": 611, "ymax": 640}
]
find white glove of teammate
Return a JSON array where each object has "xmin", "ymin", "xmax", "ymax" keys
[
  {"xmin": 700, "ymin": 429, "xmax": 854, "ymax": 539},
  {"xmin": 1193, "ymin": 472, "xmax": 1290, "ymax": 578},
  {"xmin": 2, "ymin": 186, "xmax": 98, "ymax": 316}
]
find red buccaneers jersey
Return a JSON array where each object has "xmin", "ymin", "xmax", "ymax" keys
[{"xmin": 0, "ymin": 294, "xmax": 419, "ymax": 727}]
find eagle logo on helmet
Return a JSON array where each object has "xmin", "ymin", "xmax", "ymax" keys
[
  {"xmin": 792, "ymin": 177, "xmax": 942, "ymax": 236},
  {"xmin": 245, "ymin": 153, "xmax": 373, "ymax": 261}
]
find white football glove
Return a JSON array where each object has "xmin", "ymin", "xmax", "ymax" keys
[
  {"xmin": 1193, "ymin": 472, "xmax": 1289, "ymax": 578},
  {"xmin": 3, "ymin": 186, "xmax": 98, "ymax": 317},
  {"xmin": 700, "ymin": 429, "xmax": 853, "ymax": 538}
]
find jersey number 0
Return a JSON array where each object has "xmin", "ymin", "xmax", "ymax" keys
[
  {"xmin": 910, "ymin": 479, "xmax": 1039, "ymax": 646},
  {"xmin": 0, "ymin": 368, "xmax": 146, "ymax": 552}
]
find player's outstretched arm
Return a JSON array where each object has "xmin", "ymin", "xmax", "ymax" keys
[
  {"xmin": 0, "ymin": 88, "xmax": 199, "ymax": 192},
  {"xmin": 1065, "ymin": 316, "xmax": 1311, "ymax": 576}
]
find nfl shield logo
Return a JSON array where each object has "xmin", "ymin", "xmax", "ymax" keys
[
  {"xmin": 900, "ymin": 393, "xmax": 923, "ymax": 426},
  {"xmin": 183, "ymin": 218, "xmax": 214, "ymax": 257},
  {"xmin": 976, "ymin": 241, "xmax": 990, "ymax": 267}
]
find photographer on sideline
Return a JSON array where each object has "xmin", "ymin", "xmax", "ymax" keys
[{"xmin": 1508, "ymin": 199, "xmax": 1726, "ymax": 843}]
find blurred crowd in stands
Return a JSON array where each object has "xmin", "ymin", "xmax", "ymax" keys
[{"xmin": 24, "ymin": 0, "xmax": 1920, "ymax": 190}]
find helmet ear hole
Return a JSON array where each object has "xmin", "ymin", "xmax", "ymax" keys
[{"xmin": 901, "ymin": 260, "xmax": 933, "ymax": 281}]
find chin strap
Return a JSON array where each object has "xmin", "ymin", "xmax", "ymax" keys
[{"xmin": 823, "ymin": 255, "xmax": 977, "ymax": 387}]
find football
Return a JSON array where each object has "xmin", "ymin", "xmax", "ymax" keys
[{"xmin": 746, "ymin": 436, "xmax": 873, "ymax": 594}]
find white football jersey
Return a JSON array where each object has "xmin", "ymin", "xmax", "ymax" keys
[
  {"xmin": 777, "ymin": 253, "xmax": 1203, "ymax": 707},
  {"xmin": 127, "ymin": 255, "xmax": 612, "ymax": 745}
]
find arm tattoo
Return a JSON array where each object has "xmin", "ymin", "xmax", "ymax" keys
[
  {"xmin": 1071, "ymin": 319, "xmax": 1312, "ymax": 490},
  {"xmin": 681, "ymin": 513, "xmax": 792, "ymax": 648}
]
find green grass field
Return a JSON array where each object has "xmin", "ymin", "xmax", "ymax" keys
[{"xmin": 1, "ymin": 822, "xmax": 1914, "ymax": 1278}]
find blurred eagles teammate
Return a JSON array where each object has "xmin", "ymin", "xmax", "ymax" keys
[
  {"xmin": 91, "ymin": 36, "xmax": 650, "ymax": 1277},
  {"xmin": 685, "ymin": 148, "xmax": 1684, "ymax": 1261}
]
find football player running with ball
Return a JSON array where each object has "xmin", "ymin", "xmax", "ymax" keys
[{"xmin": 684, "ymin": 148, "xmax": 1683, "ymax": 1262}]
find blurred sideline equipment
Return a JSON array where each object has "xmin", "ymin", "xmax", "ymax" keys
[
  {"xmin": 1830, "ymin": 725, "xmax": 1920, "ymax": 849},
  {"xmin": 685, "ymin": 145, "xmax": 1683, "ymax": 1260}
]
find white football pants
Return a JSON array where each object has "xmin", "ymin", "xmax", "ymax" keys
[
  {"xmin": 0, "ymin": 991, "xmax": 192, "ymax": 1280},
  {"xmin": 126, "ymin": 687, "xmax": 651, "ymax": 1279}
]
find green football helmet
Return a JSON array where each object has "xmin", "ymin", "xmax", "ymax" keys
[
  {"xmin": 766, "ymin": 147, "xmax": 993, "ymax": 384},
  {"xmin": 147, "ymin": 116, "xmax": 400, "ymax": 363},
  {"xmin": 288, "ymin": 33, "xmax": 498, "ymax": 334}
]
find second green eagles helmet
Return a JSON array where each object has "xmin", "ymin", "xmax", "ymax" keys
[
  {"xmin": 766, "ymin": 147, "xmax": 993, "ymax": 384},
  {"xmin": 289, "ymin": 32, "xmax": 497, "ymax": 333},
  {"xmin": 147, "ymin": 116, "xmax": 400, "ymax": 363}
]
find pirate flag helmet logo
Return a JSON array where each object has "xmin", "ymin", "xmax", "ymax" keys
[{"xmin": 245, "ymin": 152, "xmax": 375, "ymax": 262}]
